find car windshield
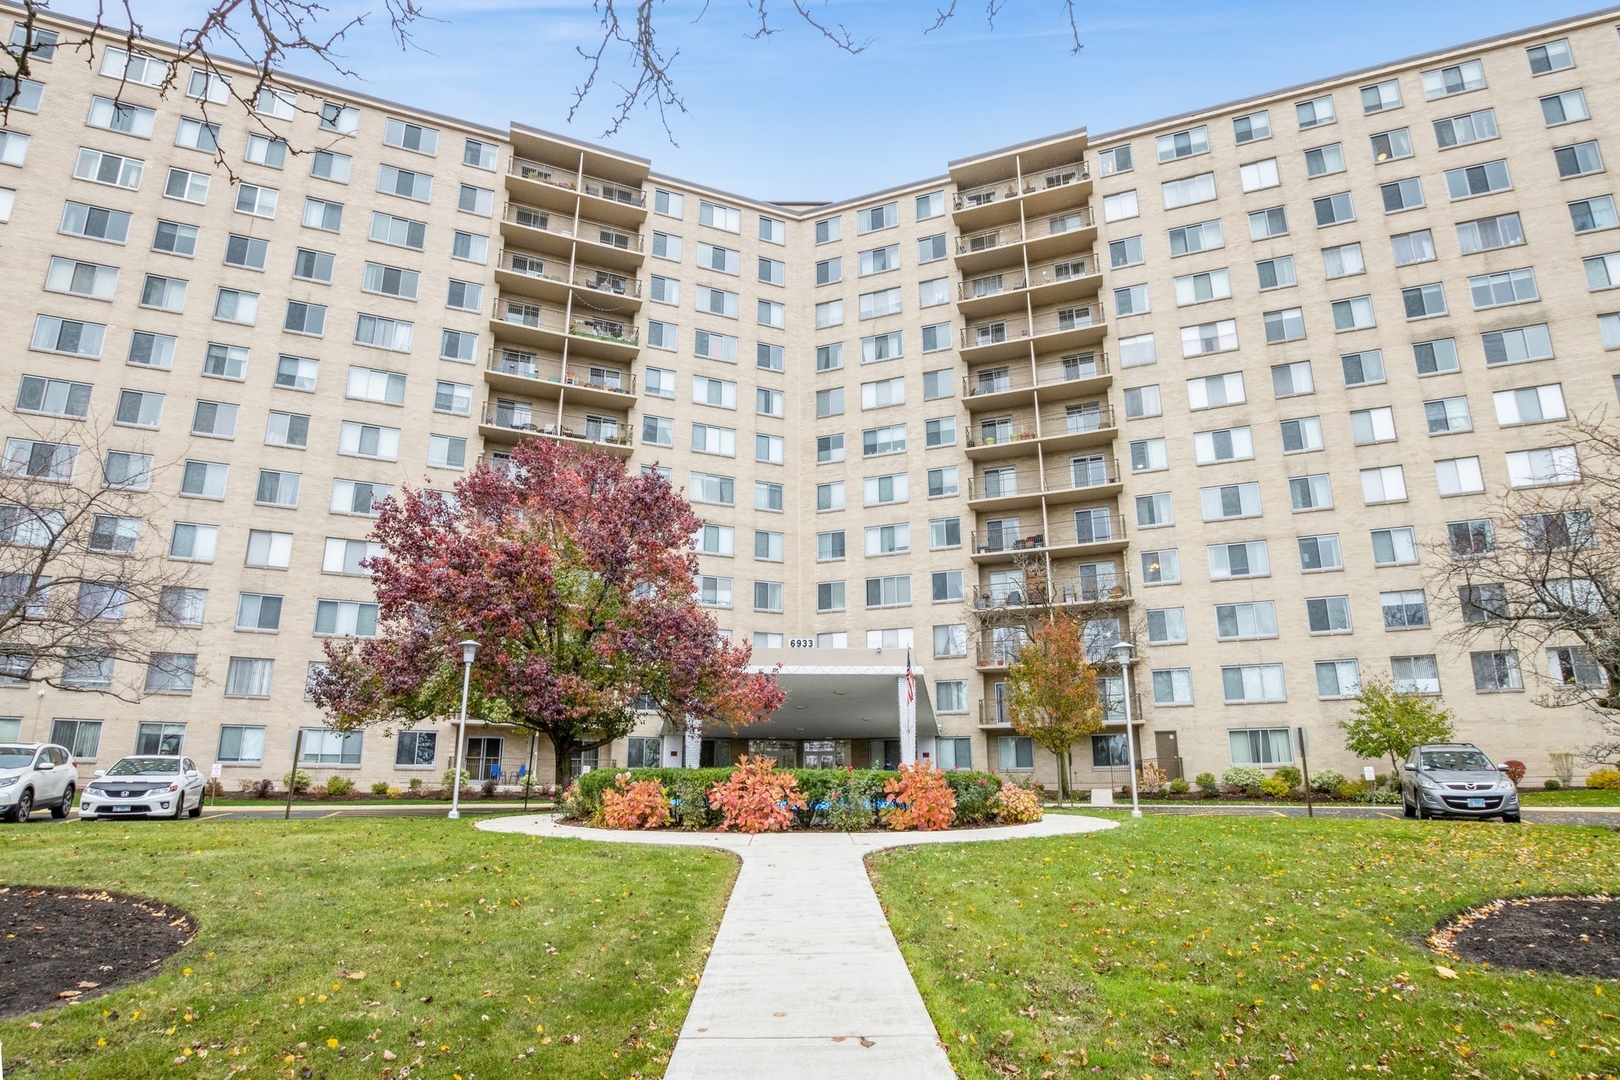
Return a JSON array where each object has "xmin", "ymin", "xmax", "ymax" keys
[
  {"xmin": 107, "ymin": 757, "xmax": 180, "ymax": 776},
  {"xmin": 0, "ymin": 748, "xmax": 35, "ymax": 769},
  {"xmin": 1420, "ymin": 750, "xmax": 1494, "ymax": 772}
]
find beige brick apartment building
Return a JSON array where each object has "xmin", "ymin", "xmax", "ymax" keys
[{"xmin": 0, "ymin": 4, "xmax": 1612, "ymax": 789}]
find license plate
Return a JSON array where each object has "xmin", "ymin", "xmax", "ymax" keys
[
  {"xmin": 1467, "ymin": 798, "xmax": 1486, "ymax": 808},
  {"xmin": 112, "ymin": 805, "xmax": 131, "ymax": 812}
]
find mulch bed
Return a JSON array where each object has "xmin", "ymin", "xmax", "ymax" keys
[
  {"xmin": 1431, "ymin": 895, "xmax": 1619, "ymax": 979},
  {"xmin": 0, "ymin": 886, "xmax": 195, "ymax": 1019}
]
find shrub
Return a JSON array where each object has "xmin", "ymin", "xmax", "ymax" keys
[
  {"xmin": 1544, "ymin": 778, "xmax": 1562, "ymax": 791},
  {"xmin": 247, "ymin": 777, "xmax": 276, "ymax": 799},
  {"xmin": 1259, "ymin": 777, "xmax": 1290, "ymax": 799},
  {"xmin": 945, "ymin": 771, "xmax": 1002, "ymax": 825},
  {"xmin": 1167, "ymin": 777, "xmax": 1190, "ymax": 795},
  {"xmin": 671, "ymin": 774, "xmax": 719, "ymax": 830},
  {"xmin": 1272, "ymin": 765, "xmax": 1303, "ymax": 791},
  {"xmin": 1194, "ymin": 771, "xmax": 1220, "ymax": 797},
  {"xmin": 202, "ymin": 778, "xmax": 224, "ymax": 798},
  {"xmin": 1586, "ymin": 768, "xmax": 1620, "ymax": 790},
  {"xmin": 1337, "ymin": 779, "xmax": 1367, "ymax": 800},
  {"xmin": 408, "ymin": 778, "xmax": 423, "ymax": 793},
  {"xmin": 370, "ymin": 781, "xmax": 393, "ymax": 797},
  {"xmin": 829, "ymin": 771, "xmax": 887, "ymax": 831},
  {"xmin": 282, "ymin": 769, "xmax": 311, "ymax": 795},
  {"xmin": 601, "ymin": 772, "xmax": 672, "ymax": 829},
  {"xmin": 1221, "ymin": 766, "xmax": 1266, "ymax": 793},
  {"xmin": 1502, "ymin": 759, "xmax": 1527, "ymax": 784},
  {"xmin": 481, "ymin": 777, "xmax": 498, "ymax": 797},
  {"xmin": 993, "ymin": 783, "xmax": 1044, "ymax": 824},
  {"xmin": 442, "ymin": 767, "xmax": 469, "ymax": 792},
  {"xmin": 883, "ymin": 761, "xmax": 956, "ymax": 831},
  {"xmin": 1138, "ymin": 762, "xmax": 1168, "ymax": 795},
  {"xmin": 556, "ymin": 781, "xmax": 586, "ymax": 821},
  {"xmin": 1549, "ymin": 751, "xmax": 1577, "ymax": 786},
  {"xmin": 323, "ymin": 775, "xmax": 356, "ymax": 798},
  {"xmin": 708, "ymin": 756, "xmax": 805, "ymax": 833},
  {"xmin": 1309, "ymin": 769, "xmax": 1346, "ymax": 795}
]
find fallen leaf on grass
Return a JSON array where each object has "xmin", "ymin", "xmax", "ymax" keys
[{"xmin": 1435, "ymin": 965, "xmax": 1458, "ymax": 980}]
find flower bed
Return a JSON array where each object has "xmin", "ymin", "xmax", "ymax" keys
[{"xmin": 563, "ymin": 759, "xmax": 1036, "ymax": 832}]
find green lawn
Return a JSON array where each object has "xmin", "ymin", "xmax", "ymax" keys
[
  {"xmin": 1517, "ymin": 787, "xmax": 1620, "ymax": 807},
  {"xmin": 869, "ymin": 816, "xmax": 1620, "ymax": 1079},
  {"xmin": 0, "ymin": 818, "xmax": 735, "ymax": 1079}
]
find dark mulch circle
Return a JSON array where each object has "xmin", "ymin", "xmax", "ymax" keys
[
  {"xmin": 0, "ymin": 886, "xmax": 195, "ymax": 1019},
  {"xmin": 1432, "ymin": 895, "xmax": 1618, "ymax": 979}
]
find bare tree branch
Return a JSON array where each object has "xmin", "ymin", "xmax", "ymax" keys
[{"xmin": 924, "ymin": 1, "xmax": 957, "ymax": 35}]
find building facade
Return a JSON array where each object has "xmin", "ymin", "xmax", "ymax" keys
[{"xmin": 0, "ymin": 4, "xmax": 1613, "ymax": 789}]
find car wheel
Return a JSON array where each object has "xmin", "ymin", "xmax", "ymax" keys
[
  {"xmin": 1402, "ymin": 795, "xmax": 1416, "ymax": 818},
  {"xmin": 10, "ymin": 788, "xmax": 33, "ymax": 823},
  {"xmin": 173, "ymin": 791, "xmax": 187, "ymax": 820},
  {"xmin": 187, "ymin": 797, "xmax": 202, "ymax": 819},
  {"xmin": 51, "ymin": 783, "xmax": 74, "ymax": 819},
  {"xmin": 1503, "ymin": 812, "xmax": 1521, "ymax": 823}
]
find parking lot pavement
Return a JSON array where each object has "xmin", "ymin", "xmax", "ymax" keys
[{"xmin": 1064, "ymin": 802, "xmax": 1620, "ymax": 827}]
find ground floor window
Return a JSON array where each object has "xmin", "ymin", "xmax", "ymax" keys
[
  {"xmin": 300, "ymin": 728, "xmax": 363, "ymax": 766},
  {"xmin": 626, "ymin": 736, "xmax": 661, "ymax": 768},
  {"xmin": 935, "ymin": 680, "xmax": 966, "ymax": 713},
  {"xmin": 1091, "ymin": 733, "xmax": 1129, "ymax": 767},
  {"xmin": 998, "ymin": 735, "xmax": 1034, "ymax": 770},
  {"xmin": 466, "ymin": 736, "xmax": 503, "ymax": 780},
  {"xmin": 0, "ymin": 717, "xmax": 19, "ymax": 741},
  {"xmin": 395, "ymin": 730, "xmax": 437, "ymax": 766},
  {"xmin": 136, "ymin": 722, "xmax": 185, "ymax": 755},
  {"xmin": 1229, "ymin": 727, "xmax": 1291, "ymax": 765},
  {"xmin": 218, "ymin": 725, "xmax": 265, "ymax": 763},
  {"xmin": 51, "ymin": 719, "xmax": 101, "ymax": 759},
  {"xmin": 936, "ymin": 736, "xmax": 971, "ymax": 770},
  {"xmin": 570, "ymin": 746, "xmax": 599, "ymax": 775}
]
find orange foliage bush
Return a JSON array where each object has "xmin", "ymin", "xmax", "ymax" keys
[
  {"xmin": 601, "ymin": 772, "xmax": 672, "ymax": 829},
  {"xmin": 707, "ymin": 756, "xmax": 805, "ymax": 833},
  {"xmin": 993, "ymin": 783, "xmax": 1044, "ymax": 824},
  {"xmin": 883, "ymin": 761, "xmax": 957, "ymax": 831}
]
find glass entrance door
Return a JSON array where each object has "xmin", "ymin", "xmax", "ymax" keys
[{"xmin": 465, "ymin": 737, "xmax": 503, "ymax": 780}]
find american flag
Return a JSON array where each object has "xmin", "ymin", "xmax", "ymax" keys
[{"xmin": 905, "ymin": 650, "xmax": 915, "ymax": 704}]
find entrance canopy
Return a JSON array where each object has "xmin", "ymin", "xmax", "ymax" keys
[{"xmin": 709, "ymin": 648, "xmax": 938, "ymax": 742}]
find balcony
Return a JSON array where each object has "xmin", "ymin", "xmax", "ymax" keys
[
  {"xmin": 500, "ymin": 203, "xmax": 644, "ymax": 271},
  {"xmin": 485, "ymin": 350, "xmax": 636, "ymax": 408},
  {"xmin": 967, "ymin": 457, "xmax": 1122, "ymax": 511},
  {"xmin": 957, "ymin": 255, "xmax": 1102, "ymax": 319},
  {"xmin": 978, "ymin": 700, "xmax": 1011, "ymax": 729},
  {"xmin": 960, "ymin": 304, "xmax": 1105, "ymax": 364},
  {"xmin": 972, "ymin": 571, "xmax": 1131, "ymax": 613},
  {"xmin": 494, "ymin": 248, "xmax": 643, "ymax": 311},
  {"xmin": 952, "ymin": 159, "xmax": 1092, "ymax": 230},
  {"xmin": 970, "ymin": 513, "xmax": 1127, "ymax": 564},
  {"xmin": 490, "ymin": 295, "xmax": 639, "ymax": 361},
  {"xmin": 962, "ymin": 352, "xmax": 1109, "ymax": 411},
  {"xmin": 965, "ymin": 404, "xmax": 1117, "ymax": 461},
  {"xmin": 953, "ymin": 207, "xmax": 1096, "ymax": 273},
  {"xmin": 506, "ymin": 157, "xmax": 646, "ymax": 227},
  {"xmin": 480, "ymin": 404, "xmax": 633, "ymax": 456}
]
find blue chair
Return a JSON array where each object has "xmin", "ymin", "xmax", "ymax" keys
[{"xmin": 489, "ymin": 763, "xmax": 502, "ymax": 781}]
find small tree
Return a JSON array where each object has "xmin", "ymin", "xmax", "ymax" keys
[
  {"xmin": 1002, "ymin": 615, "xmax": 1106, "ymax": 802},
  {"xmin": 1339, "ymin": 678, "xmax": 1457, "ymax": 774}
]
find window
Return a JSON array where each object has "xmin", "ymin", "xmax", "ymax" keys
[
  {"xmin": 1114, "ymin": 284, "xmax": 1149, "ymax": 316},
  {"xmin": 1362, "ymin": 79, "xmax": 1403, "ymax": 114},
  {"xmin": 1468, "ymin": 651, "xmax": 1522, "ymax": 693},
  {"xmin": 274, "ymin": 355, "xmax": 319, "ymax": 392},
  {"xmin": 355, "ymin": 314, "xmax": 413, "ymax": 351},
  {"xmin": 214, "ymin": 288, "xmax": 260, "ymax": 325},
  {"xmin": 214, "ymin": 724, "xmax": 268, "ymax": 763},
  {"xmin": 690, "ymin": 423, "xmax": 735, "ymax": 457},
  {"xmin": 1542, "ymin": 89, "xmax": 1589, "ymax": 127},
  {"xmin": 1157, "ymin": 126, "xmax": 1209, "ymax": 161},
  {"xmin": 1313, "ymin": 192, "xmax": 1354, "ymax": 226},
  {"xmin": 1423, "ymin": 58, "xmax": 1486, "ymax": 99},
  {"xmin": 1141, "ymin": 548, "xmax": 1180, "ymax": 585},
  {"xmin": 1248, "ymin": 207, "xmax": 1287, "ymax": 240},
  {"xmin": 86, "ymin": 95, "xmax": 156, "ymax": 137},
  {"xmin": 1097, "ymin": 145, "xmax": 1134, "ymax": 176},
  {"xmin": 191, "ymin": 400, "xmax": 239, "ymax": 439},
  {"xmin": 1296, "ymin": 95, "xmax": 1335, "ymax": 128},
  {"xmin": 1572, "ymin": 196, "xmax": 1619, "ymax": 233},
  {"xmin": 1170, "ymin": 219, "xmax": 1223, "ymax": 255},
  {"xmin": 1136, "ymin": 492, "xmax": 1173, "ymax": 528},
  {"xmin": 1201, "ymin": 482, "xmax": 1261, "ymax": 521},
  {"xmin": 60, "ymin": 201, "xmax": 132, "ymax": 244},
  {"xmin": 1380, "ymin": 589, "xmax": 1429, "ymax": 630},
  {"xmin": 1162, "ymin": 172, "xmax": 1216, "ymax": 209},
  {"xmin": 1208, "ymin": 541, "xmax": 1269, "ymax": 580},
  {"xmin": 362, "ymin": 261, "xmax": 420, "ymax": 301},
  {"xmin": 1304, "ymin": 144, "xmax": 1345, "ymax": 178},
  {"xmin": 243, "ymin": 529, "xmax": 294, "ymax": 570},
  {"xmin": 1445, "ymin": 159, "xmax": 1511, "ymax": 198},
  {"xmin": 1124, "ymin": 385, "xmax": 1162, "ymax": 419},
  {"xmin": 101, "ymin": 46, "xmax": 167, "ymax": 86},
  {"xmin": 1340, "ymin": 350, "xmax": 1385, "ymax": 388},
  {"xmin": 1289, "ymin": 473, "xmax": 1333, "ymax": 511},
  {"xmin": 1331, "ymin": 295, "xmax": 1375, "ymax": 331},
  {"xmin": 653, "ymin": 189, "xmax": 684, "ymax": 218},
  {"xmin": 1482, "ymin": 324, "xmax": 1554, "ymax": 366},
  {"xmin": 641, "ymin": 416, "xmax": 673, "ymax": 448},
  {"xmin": 1361, "ymin": 466, "xmax": 1407, "ymax": 504},
  {"xmin": 330, "ymin": 478, "xmax": 392, "ymax": 516},
  {"xmin": 1141, "ymin": 607, "xmax": 1187, "ymax": 646},
  {"xmin": 699, "ymin": 200, "xmax": 741, "ymax": 232},
  {"xmin": 1434, "ymin": 108, "xmax": 1498, "ymax": 149},
  {"xmin": 1506, "ymin": 446, "xmax": 1579, "ymax": 487},
  {"xmin": 1381, "ymin": 177, "xmax": 1424, "ymax": 213},
  {"xmin": 1370, "ymin": 127, "xmax": 1414, "ymax": 162},
  {"xmin": 1460, "ymin": 583, "xmax": 1507, "ymax": 624},
  {"xmin": 1240, "ymin": 157, "xmax": 1280, "ymax": 191},
  {"xmin": 168, "ymin": 526, "xmax": 217, "ymax": 563},
  {"xmin": 175, "ymin": 117, "xmax": 222, "ymax": 154},
  {"xmin": 1233, "ymin": 111, "xmax": 1270, "ymax": 143},
  {"xmin": 1494, "ymin": 384, "xmax": 1566, "ymax": 426},
  {"xmin": 1409, "ymin": 338, "xmax": 1459, "ymax": 376},
  {"xmin": 1272, "ymin": 361, "xmax": 1314, "ymax": 397},
  {"xmin": 370, "ymin": 211, "xmax": 426, "ymax": 251},
  {"xmin": 1187, "ymin": 371, "xmax": 1245, "ymax": 410},
  {"xmin": 1262, "ymin": 308, "xmax": 1305, "ymax": 343},
  {"xmin": 859, "ymin": 288, "xmax": 902, "ymax": 321},
  {"xmin": 1255, "ymin": 256, "xmax": 1295, "ymax": 291},
  {"xmin": 235, "ymin": 591, "xmax": 283, "ymax": 632},
  {"xmin": 179, "ymin": 459, "xmax": 228, "ymax": 500},
  {"xmin": 299, "ymin": 728, "xmax": 363, "ymax": 765},
  {"xmin": 1382, "ymin": 232, "xmax": 1435, "ymax": 271},
  {"xmin": 1182, "ymin": 319, "xmax": 1238, "ymax": 356},
  {"xmin": 1, "ymin": 437, "xmax": 75, "ymax": 482},
  {"xmin": 1298, "ymin": 533, "xmax": 1342, "ymax": 571},
  {"xmin": 863, "ymin": 473, "xmax": 907, "ymax": 505},
  {"xmin": 45, "ymin": 257, "xmax": 118, "ymax": 300},
  {"xmin": 1470, "ymin": 268, "xmax": 1538, "ymax": 309},
  {"xmin": 72, "ymin": 147, "xmax": 142, "ymax": 191},
  {"xmin": 1371, "ymin": 526, "xmax": 1418, "ymax": 566},
  {"xmin": 428, "ymin": 434, "xmax": 466, "ymax": 469},
  {"xmin": 994, "ymin": 735, "xmax": 1035, "ymax": 771},
  {"xmin": 102, "ymin": 450, "xmax": 152, "ymax": 491},
  {"xmin": 1152, "ymin": 669, "xmax": 1194, "ymax": 706},
  {"xmin": 1193, "ymin": 426, "xmax": 1254, "ymax": 464},
  {"xmin": 150, "ymin": 220, "xmax": 198, "ymax": 257},
  {"xmin": 754, "ymin": 481, "xmax": 783, "ymax": 512},
  {"xmin": 16, "ymin": 376, "xmax": 91, "ymax": 420},
  {"xmin": 264, "ymin": 409, "xmax": 310, "ymax": 448},
  {"xmin": 927, "ymin": 467, "xmax": 958, "ymax": 497},
  {"xmin": 1401, "ymin": 283, "xmax": 1447, "ymax": 320},
  {"xmin": 138, "ymin": 274, "xmax": 186, "ymax": 312},
  {"xmin": 1446, "ymin": 518, "xmax": 1495, "ymax": 558},
  {"xmin": 1216, "ymin": 601, "xmax": 1277, "ymax": 640},
  {"xmin": 861, "ymin": 332, "xmax": 903, "ymax": 364},
  {"xmin": 1549, "ymin": 646, "xmax": 1605, "ymax": 688},
  {"xmin": 233, "ymin": 184, "xmax": 279, "ymax": 220},
  {"xmin": 1222, "ymin": 667, "xmax": 1287, "ymax": 704},
  {"xmin": 1174, "ymin": 269, "xmax": 1231, "ymax": 307},
  {"xmin": 1301, "ymin": 595, "xmax": 1351, "ymax": 635},
  {"xmin": 1130, "ymin": 437, "xmax": 1167, "ymax": 473},
  {"xmin": 1424, "ymin": 396, "xmax": 1472, "ymax": 434}
]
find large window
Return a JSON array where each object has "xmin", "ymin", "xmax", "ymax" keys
[
  {"xmin": 1229, "ymin": 727, "xmax": 1291, "ymax": 764},
  {"xmin": 997, "ymin": 736, "xmax": 1034, "ymax": 771},
  {"xmin": 300, "ymin": 728, "xmax": 363, "ymax": 765}
]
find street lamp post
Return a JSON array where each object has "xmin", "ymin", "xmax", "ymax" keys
[
  {"xmin": 1112, "ymin": 640, "xmax": 1142, "ymax": 819},
  {"xmin": 447, "ymin": 639, "xmax": 481, "ymax": 821}
]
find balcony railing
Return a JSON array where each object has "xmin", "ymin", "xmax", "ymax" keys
[
  {"xmin": 961, "ymin": 305, "xmax": 1101, "ymax": 350},
  {"xmin": 957, "ymin": 224, "xmax": 1024, "ymax": 256},
  {"xmin": 959, "ymin": 256, "xmax": 1098, "ymax": 302},
  {"xmin": 971, "ymin": 512, "xmax": 1126, "ymax": 555},
  {"xmin": 509, "ymin": 159, "xmax": 647, "ymax": 208},
  {"xmin": 972, "ymin": 571, "xmax": 1130, "ymax": 611},
  {"xmin": 486, "ymin": 351, "xmax": 636, "ymax": 396},
  {"xmin": 968, "ymin": 457, "xmax": 1121, "ymax": 501},
  {"xmin": 570, "ymin": 314, "xmax": 639, "ymax": 346},
  {"xmin": 963, "ymin": 353, "xmax": 1109, "ymax": 400},
  {"xmin": 482, "ymin": 406, "xmax": 633, "ymax": 447},
  {"xmin": 967, "ymin": 405, "xmax": 1116, "ymax": 449},
  {"xmin": 979, "ymin": 700, "xmax": 1011, "ymax": 727},
  {"xmin": 501, "ymin": 249, "xmax": 643, "ymax": 298},
  {"xmin": 492, "ymin": 297, "xmax": 639, "ymax": 348},
  {"xmin": 503, "ymin": 203, "xmax": 643, "ymax": 252},
  {"xmin": 953, "ymin": 160, "xmax": 1092, "ymax": 210}
]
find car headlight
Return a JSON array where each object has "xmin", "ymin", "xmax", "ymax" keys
[
  {"xmin": 1416, "ymin": 774, "xmax": 1437, "ymax": 787},
  {"xmin": 0, "ymin": 776, "xmax": 17, "ymax": 789}
]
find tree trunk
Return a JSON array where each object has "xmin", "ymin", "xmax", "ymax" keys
[
  {"xmin": 1056, "ymin": 748, "xmax": 1069, "ymax": 805},
  {"xmin": 551, "ymin": 732, "xmax": 576, "ymax": 789}
]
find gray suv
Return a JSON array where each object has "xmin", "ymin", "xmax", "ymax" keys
[{"xmin": 1400, "ymin": 743, "xmax": 1521, "ymax": 822}]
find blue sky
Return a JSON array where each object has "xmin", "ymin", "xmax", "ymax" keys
[{"xmin": 67, "ymin": 0, "xmax": 1604, "ymax": 201}]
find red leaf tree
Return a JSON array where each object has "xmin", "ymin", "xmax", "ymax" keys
[{"xmin": 307, "ymin": 439, "xmax": 782, "ymax": 786}]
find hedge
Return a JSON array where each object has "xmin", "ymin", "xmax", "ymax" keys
[{"xmin": 571, "ymin": 767, "xmax": 1003, "ymax": 827}]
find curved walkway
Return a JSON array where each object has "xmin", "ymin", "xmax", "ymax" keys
[{"xmin": 479, "ymin": 813, "xmax": 1115, "ymax": 1079}]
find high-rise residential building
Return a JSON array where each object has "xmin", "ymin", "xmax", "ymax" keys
[{"xmin": 0, "ymin": 4, "xmax": 1611, "ymax": 788}]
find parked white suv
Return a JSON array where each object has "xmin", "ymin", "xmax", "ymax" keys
[{"xmin": 0, "ymin": 743, "xmax": 78, "ymax": 822}]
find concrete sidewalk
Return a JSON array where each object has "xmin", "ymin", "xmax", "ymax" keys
[{"xmin": 479, "ymin": 813, "xmax": 1115, "ymax": 1079}]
